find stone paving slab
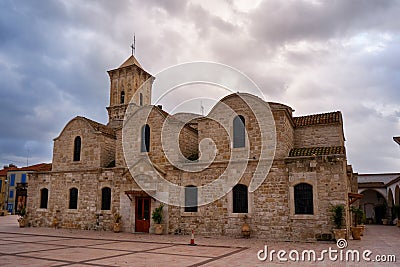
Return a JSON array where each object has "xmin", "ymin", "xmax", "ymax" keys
[
  {"xmin": 0, "ymin": 255, "xmax": 63, "ymax": 267},
  {"xmin": 23, "ymin": 247, "xmax": 130, "ymax": 262},
  {"xmin": 89, "ymin": 241, "xmax": 172, "ymax": 252},
  {"xmin": 150, "ymin": 244, "xmax": 240, "ymax": 258},
  {"xmin": 36, "ymin": 238, "xmax": 117, "ymax": 247},
  {"xmin": 1, "ymin": 235, "xmax": 66, "ymax": 242},
  {"xmin": 0, "ymin": 215, "xmax": 399, "ymax": 266},
  {"xmin": 88, "ymin": 252, "xmax": 209, "ymax": 267},
  {"xmin": 0, "ymin": 242, "xmax": 65, "ymax": 254}
]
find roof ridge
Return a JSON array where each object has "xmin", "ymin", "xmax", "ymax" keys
[
  {"xmin": 294, "ymin": 110, "xmax": 340, "ymax": 118},
  {"xmin": 77, "ymin": 116, "xmax": 116, "ymax": 138}
]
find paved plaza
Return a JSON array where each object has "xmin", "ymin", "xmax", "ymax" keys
[{"xmin": 0, "ymin": 215, "xmax": 398, "ymax": 266}]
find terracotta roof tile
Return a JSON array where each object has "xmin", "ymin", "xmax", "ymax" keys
[
  {"xmin": 289, "ymin": 146, "xmax": 345, "ymax": 157},
  {"xmin": 294, "ymin": 111, "xmax": 341, "ymax": 127},
  {"xmin": 13, "ymin": 163, "xmax": 52, "ymax": 172},
  {"xmin": 0, "ymin": 167, "xmax": 18, "ymax": 176},
  {"xmin": 0, "ymin": 163, "xmax": 52, "ymax": 174}
]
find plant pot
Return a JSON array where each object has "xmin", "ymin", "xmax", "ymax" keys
[
  {"xmin": 332, "ymin": 229, "xmax": 346, "ymax": 240},
  {"xmin": 154, "ymin": 223, "xmax": 164, "ymax": 235},
  {"xmin": 357, "ymin": 225, "xmax": 365, "ymax": 236},
  {"xmin": 18, "ymin": 218, "xmax": 26, "ymax": 228},
  {"xmin": 113, "ymin": 222, "xmax": 121, "ymax": 233},
  {"xmin": 382, "ymin": 219, "xmax": 388, "ymax": 225},
  {"xmin": 52, "ymin": 217, "xmax": 59, "ymax": 228},
  {"xmin": 350, "ymin": 226, "xmax": 362, "ymax": 240},
  {"xmin": 242, "ymin": 223, "xmax": 250, "ymax": 238}
]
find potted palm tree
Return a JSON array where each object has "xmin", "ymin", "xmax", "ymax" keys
[
  {"xmin": 113, "ymin": 213, "xmax": 122, "ymax": 233},
  {"xmin": 17, "ymin": 207, "xmax": 27, "ymax": 227},
  {"xmin": 152, "ymin": 203, "xmax": 164, "ymax": 234},
  {"xmin": 332, "ymin": 205, "xmax": 346, "ymax": 240},
  {"xmin": 350, "ymin": 207, "xmax": 363, "ymax": 240}
]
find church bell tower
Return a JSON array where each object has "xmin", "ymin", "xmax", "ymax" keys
[{"xmin": 106, "ymin": 55, "xmax": 154, "ymax": 128}]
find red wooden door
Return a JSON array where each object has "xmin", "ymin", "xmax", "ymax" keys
[{"xmin": 135, "ymin": 197, "xmax": 151, "ymax": 232}]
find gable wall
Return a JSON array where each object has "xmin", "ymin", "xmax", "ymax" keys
[{"xmin": 52, "ymin": 119, "xmax": 115, "ymax": 172}]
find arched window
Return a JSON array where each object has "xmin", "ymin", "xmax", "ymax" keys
[
  {"xmin": 184, "ymin": 185, "xmax": 198, "ymax": 212},
  {"xmin": 233, "ymin": 184, "xmax": 248, "ymax": 213},
  {"xmin": 294, "ymin": 183, "xmax": 313, "ymax": 214},
  {"xmin": 73, "ymin": 136, "xmax": 81, "ymax": 161},
  {"xmin": 40, "ymin": 188, "xmax": 48, "ymax": 209},
  {"xmin": 101, "ymin": 187, "xmax": 111, "ymax": 210},
  {"xmin": 139, "ymin": 93, "xmax": 143, "ymax": 106},
  {"xmin": 141, "ymin": 124, "xmax": 150, "ymax": 152},
  {"xmin": 233, "ymin": 115, "xmax": 245, "ymax": 148},
  {"xmin": 69, "ymin": 187, "xmax": 78, "ymax": 209},
  {"xmin": 120, "ymin": 91, "xmax": 125, "ymax": 104}
]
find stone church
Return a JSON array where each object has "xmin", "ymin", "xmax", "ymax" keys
[{"xmin": 28, "ymin": 55, "xmax": 357, "ymax": 241}]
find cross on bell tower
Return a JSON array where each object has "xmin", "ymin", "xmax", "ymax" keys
[{"xmin": 130, "ymin": 34, "xmax": 136, "ymax": 56}]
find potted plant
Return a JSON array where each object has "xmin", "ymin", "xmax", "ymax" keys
[
  {"xmin": 152, "ymin": 203, "xmax": 164, "ymax": 234},
  {"xmin": 17, "ymin": 207, "xmax": 27, "ymax": 228},
  {"xmin": 332, "ymin": 205, "xmax": 346, "ymax": 240},
  {"xmin": 113, "ymin": 213, "xmax": 122, "ymax": 233},
  {"xmin": 393, "ymin": 204, "xmax": 400, "ymax": 227},
  {"xmin": 353, "ymin": 207, "xmax": 365, "ymax": 235},
  {"xmin": 242, "ymin": 215, "xmax": 250, "ymax": 238},
  {"xmin": 350, "ymin": 207, "xmax": 363, "ymax": 240}
]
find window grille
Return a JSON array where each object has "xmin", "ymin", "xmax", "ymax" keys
[
  {"xmin": 69, "ymin": 187, "xmax": 78, "ymax": 209},
  {"xmin": 101, "ymin": 187, "xmax": 111, "ymax": 210},
  {"xmin": 40, "ymin": 188, "xmax": 48, "ymax": 209},
  {"xmin": 233, "ymin": 184, "xmax": 248, "ymax": 213},
  {"xmin": 73, "ymin": 136, "xmax": 81, "ymax": 161},
  {"xmin": 294, "ymin": 183, "xmax": 313, "ymax": 214}
]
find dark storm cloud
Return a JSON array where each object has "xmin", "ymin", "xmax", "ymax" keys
[{"xmin": 0, "ymin": 0, "xmax": 108, "ymax": 166}]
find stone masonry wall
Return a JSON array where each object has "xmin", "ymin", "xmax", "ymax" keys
[
  {"xmin": 286, "ymin": 155, "xmax": 350, "ymax": 241},
  {"xmin": 178, "ymin": 125, "xmax": 198, "ymax": 159},
  {"xmin": 108, "ymin": 65, "xmax": 151, "ymax": 107},
  {"xmin": 272, "ymin": 108, "xmax": 294, "ymax": 159},
  {"xmin": 115, "ymin": 129, "xmax": 126, "ymax": 168},
  {"xmin": 294, "ymin": 124, "xmax": 344, "ymax": 148},
  {"xmin": 249, "ymin": 160, "xmax": 290, "ymax": 240},
  {"xmin": 100, "ymin": 134, "xmax": 116, "ymax": 167},
  {"xmin": 27, "ymin": 169, "xmax": 123, "ymax": 231}
]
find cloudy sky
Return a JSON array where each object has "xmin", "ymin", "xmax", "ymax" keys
[{"xmin": 0, "ymin": 0, "xmax": 399, "ymax": 173}]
